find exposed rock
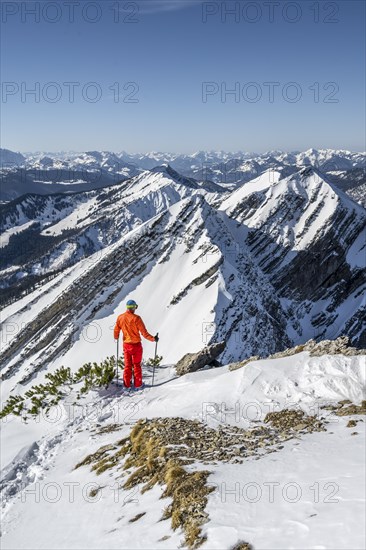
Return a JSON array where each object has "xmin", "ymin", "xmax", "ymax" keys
[
  {"xmin": 268, "ymin": 336, "xmax": 366, "ymax": 358},
  {"xmin": 266, "ymin": 342, "xmax": 314, "ymax": 359},
  {"xmin": 347, "ymin": 420, "xmax": 357, "ymax": 428},
  {"xmin": 339, "ymin": 399, "xmax": 352, "ymax": 405},
  {"xmin": 264, "ymin": 409, "xmax": 325, "ymax": 433},
  {"xmin": 94, "ymin": 423, "xmax": 122, "ymax": 435},
  {"xmin": 228, "ymin": 355, "xmax": 260, "ymax": 372},
  {"xmin": 230, "ymin": 543, "xmax": 253, "ymax": 550},
  {"xmin": 308, "ymin": 336, "xmax": 366, "ymax": 356},
  {"xmin": 228, "ymin": 336, "xmax": 365, "ymax": 373},
  {"xmin": 335, "ymin": 400, "xmax": 366, "ymax": 416},
  {"xmin": 170, "ymin": 258, "xmax": 223, "ymax": 305},
  {"xmin": 175, "ymin": 341, "xmax": 226, "ymax": 376},
  {"xmin": 77, "ymin": 412, "xmax": 327, "ymax": 477}
]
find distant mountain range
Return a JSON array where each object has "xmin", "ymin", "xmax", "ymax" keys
[{"xmin": 1, "ymin": 147, "xmax": 365, "ymax": 206}]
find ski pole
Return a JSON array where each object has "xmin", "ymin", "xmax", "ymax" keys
[
  {"xmin": 116, "ymin": 338, "xmax": 119, "ymax": 387},
  {"xmin": 152, "ymin": 333, "xmax": 158, "ymax": 387}
]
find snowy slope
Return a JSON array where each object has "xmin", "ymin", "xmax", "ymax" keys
[{"xmin": 1, "ymin": 352, "xmax": 365, "ymax": 550}]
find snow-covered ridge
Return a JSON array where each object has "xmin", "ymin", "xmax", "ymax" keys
[
  {"xmin": 0, "ymin": 166, "xmax": 225, "ymax": 285},
  {"xmin": 0, "ymin": 164, "xmax": 365, "ymax": 393},
  {"xmin": 1, "ymin": 148, "xmax": 365, "ymax": 199},
  {"xmin": 2, "ymin": 147, "xmax": 365, "ymax": 170}
]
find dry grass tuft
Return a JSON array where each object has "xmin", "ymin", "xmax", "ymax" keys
[
  {"xmin": 89, "ymin": 485, "xmax": 103, "ymax": 498},
  {"xmin": 161, "ymin": 460, "xmax": 213, "ymax": 547},
  {"xmin": 95, "ymin": 423, "xmax": 123, "ymax": 435},
  {"xmin": 229, "ymin": 543, "xmax": 253, "ymax": 550},
  {"xmin": 121, "ymin": 423, "xmax": 213, "ymax": 547},
  {"xmin": 74, "ymin": 444, "xmax": 116, "ymax": 470},
  {"xmin": 75, "ymin": 418, "xmax": 215, "ymax": 547},
  {"xmin": 129, "ymin": 512, "xmax": 146, "ymax": 523}
]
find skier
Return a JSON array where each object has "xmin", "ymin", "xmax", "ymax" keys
[{"xmin": 114, "ymin": 299, "xmax": 158, "ymax": 389}]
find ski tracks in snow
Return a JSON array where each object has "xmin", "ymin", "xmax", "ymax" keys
[
  {"xmin": 0, "ymin": 387, "xmax": 140, "ymax": 520},
  {"xmin": 1, "ymin": 430, "xmax": 69, "ymax": 521}
]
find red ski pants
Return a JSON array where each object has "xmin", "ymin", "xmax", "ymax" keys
[{"xmin": 123, "ymin": 342, "xmax": 143, "ymax": 388}]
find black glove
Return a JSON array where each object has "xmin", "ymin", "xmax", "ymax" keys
[{"xmin": 154, "ymin": 334, "xmax": 159, "ymax": 342}]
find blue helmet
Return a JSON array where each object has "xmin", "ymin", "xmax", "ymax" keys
[{"xmin": 126, "ymin": 299, "xmax": 138, "ymax": 309}]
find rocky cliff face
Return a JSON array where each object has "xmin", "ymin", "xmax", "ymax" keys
[{"xmin": 220, "ymin": 167, "xmax": 366, "ymax": 346}]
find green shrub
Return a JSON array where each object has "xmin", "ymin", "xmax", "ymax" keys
[
  {"xmin": 0, "ymin": 355, "xmax": 122, "ymax": 420},
  {"xmin": 145, "ymin": 355, "xmax": 163, "ymax": 368}
]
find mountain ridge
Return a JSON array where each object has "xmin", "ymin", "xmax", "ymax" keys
[
  {"xmin": 1, "ymin": 148, "xmax": 365, "ymax": 205},
  {"xmin": 1, "ymin": 164, "xmax": 364, "ymax": 391}
]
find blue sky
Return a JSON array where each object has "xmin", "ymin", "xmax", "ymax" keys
[{"xmin": 1, "ymin": 0, "xmax": 365, "ymax": 153}]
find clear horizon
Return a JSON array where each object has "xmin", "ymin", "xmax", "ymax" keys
[
  {"xmin": 7, "ymin": 147, "xmax": 366, "ymax": 156},
  {"xmin": 1, "ymin": 0, "xmax": 365, "ymax": 152},
  {"xmin": 1, "ymin": 147, "xmax": 366, "ymax": 156}
]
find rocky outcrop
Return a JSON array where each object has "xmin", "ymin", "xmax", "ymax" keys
[
  {"xmin": 308, "ymin": 336, "xmax": 366, "ymax": 356},
  {"xmin": 268, "ymin": 336, "xmax": 366, "ymax": 358},
  {"xmin": 175, "ymin": 341, "xmax": 226, "ymax": 376},
  {"xmin": 228, "ymin": 355, "xmax": 260, "ymax": 371},
  {"xmin": 264, "ymin": 409, "xmax": 325, "ymax": 432},
  {"xmin": 228, "ymin": 336, "xmax": 366, "ymax": 372},
  {"xmin": 321, "ymin": 399, "xmax": 366, "ymax": 416}
]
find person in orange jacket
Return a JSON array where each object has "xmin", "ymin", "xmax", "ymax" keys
[{"xmin": 114, "ymin": 299, "xmax": 158, "ymax": 388}]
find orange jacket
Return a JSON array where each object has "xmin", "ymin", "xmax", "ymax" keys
[{"xmin": 114, "ymin": 310, "xmax": 155, "ymax": 344}]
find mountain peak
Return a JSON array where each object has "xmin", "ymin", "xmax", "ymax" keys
[
  {"xmin": 149, "ymin": 164, "xmax": 208, "ymax": 190},
  {"xmin": 150, "ymin": 163, "xmax": 172, "ymax": 174},
  {"xmin": 298, "ymin": 165, "xmax": 322, "ymax": 178}
]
